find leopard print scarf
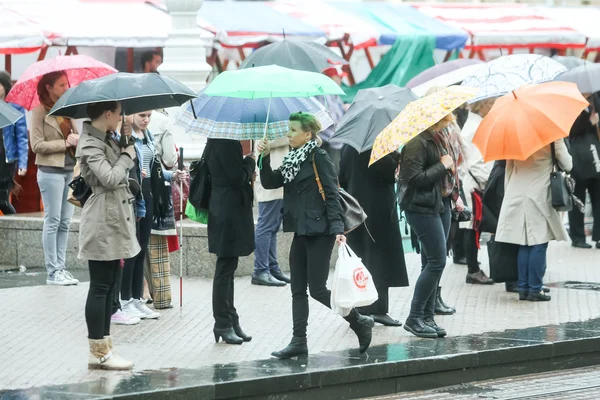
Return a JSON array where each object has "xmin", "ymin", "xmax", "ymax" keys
[{"xmin": 279, "ymin": 139, "xmax": 318, "ymax": 183}]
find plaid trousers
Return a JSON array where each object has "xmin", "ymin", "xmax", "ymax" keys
[{"xmin": 145, "ymin": 234, "xmax": 172, "ymax": 309}]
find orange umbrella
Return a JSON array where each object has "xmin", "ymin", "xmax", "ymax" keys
[{"xmin": 473, "ymin": 81, "xmax": 588, "ymax": 162}]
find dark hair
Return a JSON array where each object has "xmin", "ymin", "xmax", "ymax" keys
[
  {"xmin": 289, "ymin": 112, "xmax": 321, "ymax": 138},
  {"xmin": 140, "ymin": 50, "xmax": 162, "ymax": 70},
  {"xmin": 86, "ymin": 101, "xmax": 120, "ymax": 120},
  {"xmin": 37, "ymin": 70, "xmax": 67, "ymax": 104},
  {"xmin": 0, "ymin": 70, "xmax": 12, "ymax": 97}
]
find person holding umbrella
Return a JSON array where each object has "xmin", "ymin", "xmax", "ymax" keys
[
  {"xmin": 257, "ymin": 112, "xmax": 374, "ymax": 358},
  {"xmin": 31, "ymin": 71, "xmax": 80, "ymax": 286},
  {"xmin": 77, "ymin": 100, "xmax": 139, "ymax": 370}
]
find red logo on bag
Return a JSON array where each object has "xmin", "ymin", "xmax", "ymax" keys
[{"xmin": 353, "ymin": 268, "xmax": 368, "ymax": 289}]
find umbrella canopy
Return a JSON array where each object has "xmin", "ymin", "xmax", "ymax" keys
[
  {"xmin": 555, "ymin": 63, "xmax": 600, "ymax": 94},
  {"xmin": 173, "ymin": 89, "xmax": 334, "ymax": 140},
  {"xmin": 204, "ymin": 65, "xmax": 345, "ymax": 99},
  {"xmin": 0, "ymin": 101, "xmax": 24, "ymax": 129},
  {"xmin": 461, "ymin": 54, "xmax": 567, "ymax": 103},
  {"xmin": 412, "ymin": 64, "xmax": 483, "ymax": 97},
  {"xmin": 48, "ymin": 73, "xmax": 197, "ymax": 119},
  {"xmin": 240, "ymin": 40, "xmax": 347, "ymax": 73},
  {"xmin": 551, "ymin": 55, "xmax": 586, "ymax": 70},
  {"xmin": 473, "ymin": 81, "xmax": 587, "ymax": 162},
  {"xmin": 406, "ymin": 59, "xmax": 483, "ymax": 89},
  {"xmin": 331, "ymin": 84, "xmax": 418, "ymax": 153},
  {"xmin": 6, "ymin": 55, "xmax": 117, "ymax": 110},
  {"xmin": 370, "ymin": 85, "xmax": 478, "ymax": 165}
]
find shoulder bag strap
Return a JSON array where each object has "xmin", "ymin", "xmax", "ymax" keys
[
  {"xmin": 311, "ymin": 152, "xmax": 326, "ymax": 202},
  {"xmin": 551, "ymin": 142, "xmax": 559, "ymax": 172}
]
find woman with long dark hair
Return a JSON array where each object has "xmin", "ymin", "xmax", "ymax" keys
[
  {"xmin": 31, "ymin": 71, "xmax": 79, "ymax": 286},
  {"xmin": 78, "ymin": 101, "xmax": 139, "ymax": 370},
  {"xmin": 258, "ymin": 112, "xmax": 374, "ymax": 358},
  {"xmin": 399, "ymin": 113, "xmax": 464, "ymax": 338}
]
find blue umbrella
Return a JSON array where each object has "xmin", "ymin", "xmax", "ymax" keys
[
  {"xmin": 0, "ymin": 101, "xmax": 24, "ymax": 129},
  {"xmin": 173, "ymin": 89, "xmax": 334, "ymax": 140}
]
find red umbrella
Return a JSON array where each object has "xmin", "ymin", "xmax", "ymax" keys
[{"xmin": 6, "ymin": 55, "xmax": 117, "ymax": 110}]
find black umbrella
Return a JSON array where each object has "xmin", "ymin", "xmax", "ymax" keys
[
  {"xmin": 48, "ymin": 73, "xmax": 197, "ymax": 119},
  {"xmin": 240, "ymin": 40, "xmax": 347, "ymax": 72},
  {"xmin": 331, "ymin": 84, "xmax": 418, "ymax": 153},
  {"xmin": 0, "ymin": 101, "xmax": 24, "ymax": 129}
]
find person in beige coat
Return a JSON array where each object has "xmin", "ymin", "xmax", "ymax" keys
[
  {"xmin": 251, "ymin": 136, "xmax": 291, "ymax": 286},
  {"xmin": 31, "ymin": 71, "xmax": 80, "ymax": 286},
  {"xmin": 496, "ymin": 139, "xmax": 572, "ymax": 302},
  {"xmin": 77, "ymin": 101, "xmax": 141, "ymax": 371},
  {"xmin": 458, "ymin": 100, "xmax": 496, "ymax": 285}
]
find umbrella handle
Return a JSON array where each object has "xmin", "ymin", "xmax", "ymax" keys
[{"xmin": 258, "ymin": 96, "xmax": 272, "ymax": 170}]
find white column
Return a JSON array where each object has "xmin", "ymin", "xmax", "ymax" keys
[
  {"xmin": 158, "ymin": 0, "xmax": 212, "ymax": 91},
  {"xmin": 158, "ymin": 0, "xmax": 213, "ymax": 160}
]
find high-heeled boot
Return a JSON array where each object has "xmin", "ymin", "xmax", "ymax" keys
[
  {"xmin": 233, "ymin": 324, "xmax": 252, "ymax": 342},
  {"xmin": 345, "ymin": 310, "xmax": 375, "ymax": 353},
  {"xmin": 271, "ymin": 337, "xmax": 308, "ymax": 359},
  {"xmin": 434, "ymin": 286, "xmax": 456, "ymax": 315},
  {"xmin": 213, "ymin": 327, "xmax": 244, "ymax": 345}
]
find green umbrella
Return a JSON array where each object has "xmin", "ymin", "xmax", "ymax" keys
[
  {"xmin": 205, "ymin": 65, "xmax": 345, "ymax": 99},
  {"xmin": 48, "ymin": 72, "xmax": 197, "ymax": 119}
]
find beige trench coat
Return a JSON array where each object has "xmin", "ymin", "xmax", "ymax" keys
[
  {"xmin": 76, "ymin": 122, "xmax": 141, "ymax": 261},
  {"xmin": 496, "ymin": 139, "xmax": 573, "ymax": 246},
  {"xmin": 459, "ymin": 112, "xmax": 494, "ymax": 230}
]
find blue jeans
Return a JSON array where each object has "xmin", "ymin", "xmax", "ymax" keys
[
  {"xmin": 37, "ymin": 170, "xmax": 74, "ymax": 277},
  {"xmin": 405, "ymin": 199, "xmax": 451, "ymax": 320},
  {"xmin": 517, "ymin": 243, "xmax": 549, "ymax": 294},
  {"xmin": 253, "ymin": 199, "xmax": 284, "ymax": 275}
]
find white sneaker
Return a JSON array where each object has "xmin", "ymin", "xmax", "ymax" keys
[
  {"xmin": 61, "ymin": 270, "xmax": 80, "ymax": 285},
  {"xmin": 111, "ymin": 309, "xmax": 141, "ymax": 325},
  {"xmin": 121, "ymin": 299, "xmax": 147, "ymax": 320},
  {"xmin": 133, "ymin": 299, "xmax": 160, "ymax": 319},
  {"xmin": 46, "ymin": 270, "xmax": 76, "ymax": 286}
]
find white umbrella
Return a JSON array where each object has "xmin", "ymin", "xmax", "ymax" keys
[{"xmin": 412, "ymin": 64, "xmax": 483, "ymax": 97}]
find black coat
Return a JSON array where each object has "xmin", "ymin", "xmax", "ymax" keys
[
  {"xmin": 206, "ymin": 139, "xmax": 255, "ymax": 257},
  {"xmin": 568, "ymin": 108, "xmax": 600, "ymax": 180},
  {"xmin": 339, "ymin": 146, "xmax": 408, "ymax": 287},
  {"xmin": 480, "ymin": 160, "xmax": 506, "ymax": 234},
  {"xmin": 260, "ymin": 148, "xmax": 344, "ymax": 236},
  {"xmin": 398, "ymin": 131, "xmax": 446, "ymax": 214}
]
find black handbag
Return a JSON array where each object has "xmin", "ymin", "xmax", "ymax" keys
[
  {"xmin": 312, "ymin": 153, "xmax": 367, "ymax": 234},
  {"xmin": 487, "ymin": 237, "xmax": 519, "ymax": 283},
  {"xmin": 68, "ymin": 175, "xmax": 92, "ymax": 208},
  {"xmin": 188, "ymin": 144, "xmax": 211, "ymax": 211},
  {"xmin": 550, "ymin": 142, "xmax": 573, "ymax": 212}
]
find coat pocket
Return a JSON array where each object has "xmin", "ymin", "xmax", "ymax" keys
[{"xmin": 305, "ymin": 208, "xmax": 327, "ymax": 235}]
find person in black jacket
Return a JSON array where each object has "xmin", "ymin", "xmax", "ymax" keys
[
  {"xmin": 399, "ymin": 114, "xmax": 464, "ymax": 339},
  {"xmin": 258, "ymin": 112, "xmax": 375, "ymax": 359},
  {"xmin": 207, "ymin": 139, "xmax": 256, "ymax": 345},
  {"xmin": 339, "ymin": 145, "xmax": 408, "ymax": 326},
  {"xmin": 567, "ymin": 93, "xmax": 600, "ymax": 249}
]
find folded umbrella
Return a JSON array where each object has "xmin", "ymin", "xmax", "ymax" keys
[
  {"xmin": 0, "ymin": 101, "xmax": 24, "ymax": 129},
  {"xmin": 555, "ymin": 63, "xmax": 600, "ymax": 94},
  {"xmin": 473, "ymin": 81, "xmax": 588, "ymax": 162},
  {"xmin": 173, "ymin": 88, "xmax": 334, "ymax": 140},
  {"xmin": 370, "ymin": 85, "xmax": 478, "ymax": 166},
  {"xmin": 331, "ymin": 84, "xmax": 418, "ymax": 153},
  {"xmin": 6, "ymin": 55, "xmax": 117, "ymax": 110},
  {"xmin": 48, "ymin": 73, "xmax": 197, "ymax": 118},
  {"xmin": 462, "ymin": 54, "xmax": 567, "ymax": 104},
  {"xmin": 240, "ymin": 40, "xmax": 347, "ymax": 73}
]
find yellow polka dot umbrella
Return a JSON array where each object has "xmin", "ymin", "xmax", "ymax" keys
[{"xmin": 369, "ymin": 85, "xmax": 479, "ymax": 166}]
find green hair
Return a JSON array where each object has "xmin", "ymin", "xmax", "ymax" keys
[{"xmin": 289, "ymin": 112, "xmax": 322, "ymax": 138}]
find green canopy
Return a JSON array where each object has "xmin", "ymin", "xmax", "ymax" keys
[{"xmin": 341, "ymin": 35, "xmax": 437, "ymax": 103}]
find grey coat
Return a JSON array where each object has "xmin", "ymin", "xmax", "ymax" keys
[
  {"xmin": 76, "ymin": 122, "xmax": 141, "ymax": 261},
  {"xmin": 496, "ymin": 139, "xmax": 573, "ymax": 246}
]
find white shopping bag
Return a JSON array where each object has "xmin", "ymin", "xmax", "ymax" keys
[{"xmin": 330, "ymin": 243, "xmax": 378, "ymax": 317}]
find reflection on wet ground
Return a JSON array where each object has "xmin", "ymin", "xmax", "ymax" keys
[
  {"xmin": 2, "ymin": 317, "xmax": 600, "ymax": 400},
  {"xmin": 0, "ymin": 268, "xmax": 89, "ymax": 289}
]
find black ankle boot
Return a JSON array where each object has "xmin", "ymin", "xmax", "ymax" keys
[
  {"xmin": 345, "ymin": 310, "xmax": 375, "ymax": 353},
  {"xmin": 423, "ymin": 318, "xmax": 447, "ymax": 337},
  {"xmin": 271, "ymin": 337, "xmax": 308, "ymax": 359},
  {"xmin": 233, "ymin": 324, "xmax": 252, "ymax": 342},
  {"xmin": 435, "ymin": 286, "xmax": 456, "ymax": 315},
  {"xmin": 404, "ymin": 317, "xmax": 438, "ymax": 339},
  {"xmin": 213, "ymin": 327, "xmax": 243, "ymax": 345}
]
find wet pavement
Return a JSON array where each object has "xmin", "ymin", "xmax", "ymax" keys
[
  {"xmin": 0, "ymin": 240, "xmax": 599, "ymax": 399},
  {"xmin": 0, "ymin": 268, "xmax": 89, "ymax": 289}
]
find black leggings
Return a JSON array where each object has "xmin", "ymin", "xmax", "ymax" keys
[
  {"xmin": 86, "ymin": 260, "xmax": 120, "ymax": 340},
  {"xmin": 121, "ymin": 179, "xmax": 152, "ymax": 300},
  {"xmin": 289, "ymin": 234, "xmax": 335, "ymax": 338}
]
